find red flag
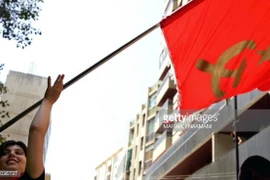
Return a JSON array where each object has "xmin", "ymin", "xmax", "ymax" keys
[{"xmin": 160, "ymin": 0, "xmax": 270, "ymax": 110}]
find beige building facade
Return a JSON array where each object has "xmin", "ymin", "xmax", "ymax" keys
[
  {"xmin": 125, "ymin": 80, "xmax": 167, "ymax": 180},
  {"xmin": 124, "ymin": 1, "xmax": 182, "ymax": 179},
  {"xmin": 95, "ymin": 148, "xmax": 126, "ymax": 180},
  {"xmin": 1, "ymin": 70, "xmax": 51, "ymax": 179}
]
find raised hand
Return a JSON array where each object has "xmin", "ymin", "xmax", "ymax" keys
[{"xmin": 44, "ymin": 74, "xmax": 65, "ymax": 104}]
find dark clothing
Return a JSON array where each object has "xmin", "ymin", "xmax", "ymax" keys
[
  {"xmin": 233, "ymin": 137, "xmax": 239, "ymax": 144},
  {"xmin": 19, "ymin": 170, "xmax": 45, "ymax": 180}
]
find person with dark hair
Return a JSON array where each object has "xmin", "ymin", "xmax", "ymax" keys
[
  {"xmin": 0, "ymin": 74, "xmax": 65, "ymax": 180},
  {"xmin": 239, "ymin": 155, "xmax": 270, "ymax": 180}
]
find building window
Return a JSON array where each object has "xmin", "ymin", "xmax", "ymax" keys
[
  {"xmin": 138, "ymin": 161, "xmax": 142, "ymax": 175},
  {"xmin": 144, "ymin": 160, "xmax": 152, "ymax": 170},
  {"xmin": 137, "ymin": 123, "xmax": 139, "ymax": 136},
  {"xmin": 145, "ymin": 144, "xmax": 154, "ymax": 161},
  {"xmin": 146, "ymin": 133, "xmax": 155, "ymax": 143},
  {"xmin": 107, "ymin": 165, "xmax": 112, "ymax": 173},
  {"xmin": 145, "ymin": 144, "xmax": 154, "ymax": 151},
  {"xmin": 126, "ymin": 149, "xmax": 132, "ymax": 171},
  {"xmin": 159, "ymin": 48, "xmax": 168, "ymax": 68},
  {"xmin": 148, "ymin": 93, "xmax": 157, "ymax": 110},
  {"xmin": 135, "ymin": 145, "xmax": 137, "ymax": 158},
  {"xmin": 146, "ymin": 118, "xmax": 155, "ymax": 143},
  {"xmin": 140, "ymin": 137, "xmax": 144, "ymax": 150},
  {"xmin": 146, "ymin": 118, "xmax": 155, "ymax": 135},
  {"xmin": 129, "ymin": 129, "xmax": 134, "ymax": 146},
  {"xmin": 142, "ymin": 114, "xmax": 146, "ymax": 127},
  {"xmin": 133, "ymin": 169, "xmax": 136, "ymax": 180}
]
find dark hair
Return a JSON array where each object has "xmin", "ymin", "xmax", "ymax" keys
[
  {"xmin": 0, "ymin": 140, "xmax": 27, "ymax": 157},
  {"xmin": 239, "ymin": 155, "xmax": 270, "ymax": 180}
]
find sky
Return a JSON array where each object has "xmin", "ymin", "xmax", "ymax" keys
[{"xmin": 0, "ymin": 0, "xmax": 164, "ymax": 179}]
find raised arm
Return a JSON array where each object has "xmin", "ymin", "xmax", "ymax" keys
[{"xmin": 26, "ymin": 74, "xmax": 64, "ymax": 178}]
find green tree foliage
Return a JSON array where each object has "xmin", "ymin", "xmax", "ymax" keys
[
  {"xmin": 0, "ymin": 64, "xmax": 10, "ymax": 143},
  {"xmin": 0, "ymin": 0, "xmax": 43, "ymax": 48}
]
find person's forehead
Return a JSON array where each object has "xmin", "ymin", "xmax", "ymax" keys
[{"xmin": 4, "ymin": 145, "xmax": 23, "ymax": 151}]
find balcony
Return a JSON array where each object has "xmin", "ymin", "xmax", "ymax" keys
[
  {"xmin": 130, "ymin": 121, "xmax": 135, "ymax": 128},
  {"xmin": 173, "ymin": 92, "xmax": 179, "ymax": 110},
  {"xmin": 141, "ymin": 104, "xmax": 146, "ymax": 112},
  {"xmin": 145, "ymin": 132, "xmax": 155, "ymax": 145},
  {"xmin": 147, "ymin": 106, "xmax": 159, "ymax": 120},
  {"xmin": 158, "ymin": 49, "xmax": 171, "ymax": 81},
  {"xmin": 181, "ymin": 0, "xmax": 192, "ymax": 7},
  {"xmin": 164, "ymin": 0, "xmax": 178, "ymax": 16},
  {"xmin": 149, "ymin": 81, "xmax": 162, "ymax": 96},
  {"xmin": 145, "ymin": 89, "xmax": 267, "ymax": 180},
  {"xmin": 128, "ymin": 140, "xmax": 134, "ymax": 148},
  {"xmin": 185, "ymin": 125, "xmax": 270, "ymax": 180},
  {"xmin": 156, "ymin": 73, "xmax": 177, "ymax": 106},
  {"xmin": 144, "ymin": 159, "xmax": 152, "ymax": 171},
  {"xmin": 159, "ymin": 48, "xmax": 168, "ymax": 68},
  {"xmin": 152, "ymin": 131, "xmax": 172, "ymax": 162},
  {"xmin": 154, "ymin": 99, "xmax": 174, "ymax": 133},
  {"xmin": 144, "ymin": 150, "xmax": 153, "ymax": 162},
  {"xmin": 172, "ymin": 128, "xmax": 182, "ymax": 144}
]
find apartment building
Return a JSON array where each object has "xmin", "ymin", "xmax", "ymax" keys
[
  {"xmin": 124, "ymin": 1, "xmax": 183, "ymax": 179},
  {"xmin": 94, "ymin": 148, "xmax": 126, "ymax": 180},
  {"xmin": 144, "ymin": 0, "xmax": 270, "ymax": 180},
  {"xmin": 125, "ymin": 81, "xmax": 162, "ymax": 180},
  {"xmin": 125, "ymin": 30, "xmax": 181, "ymax": 178},
  {"xmin": 1, "ymin": 70, "xmax": 52, "ymax": 179}
]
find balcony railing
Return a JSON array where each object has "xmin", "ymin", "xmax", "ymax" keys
[
  {"xmin": 161, "ymin": 99, "xmax": 173, "ymax": 110},
  {"xmin": 159, "ymin": 48, "xmax": 168, "ymax": 68},
  {"xmin": 157, "ymin": 72, "xmax": 171, "ymax": 95},
  {"xmin": 128, "ymin": 140, "xmax": 133, "ymax": 147},
  {"xmin": 149, "ymin": 82, "xmax": 161, "ymax": 95},
  {"xmin": 144, "ymin": 150, "xmax": 153, "ymax": 161},
  {"xmin": 156, "ymin": 69, "xmax": 177, "ymax": 106},
  {"xmin": 173, "ymin": 93, "xmax": 179, "ymax": 110},
  {"xmin": 146, "ymin": 132, "xmax": 155, "ymax": 143},
  {"xmin": 130, "ymin": 121, "xmax": 135, "ymax": 127},
  {"xmin": 148, "ymin": 106, "xmax": 159, "ymax": 118},
  {"xmin": 145, "ymin": 89, "xmax": 265, "ymax": 180},
  {"xmin": 154, "ymin": 130, "xmax": 171, "ymax": 149},
  {"xmin": 185, "ymin": 125, "xmax": 270, "ymax": 180},
  {"xmin": 155, "ymin": 99, "xmax": 174, "ymax": 133},
  {"xmin": 144, "ymin": 159, "xmax": 153, "ymax": 171},
  {"xmin": 153, "ymin": 130, "xmax": 172, "ymax": 161}
]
